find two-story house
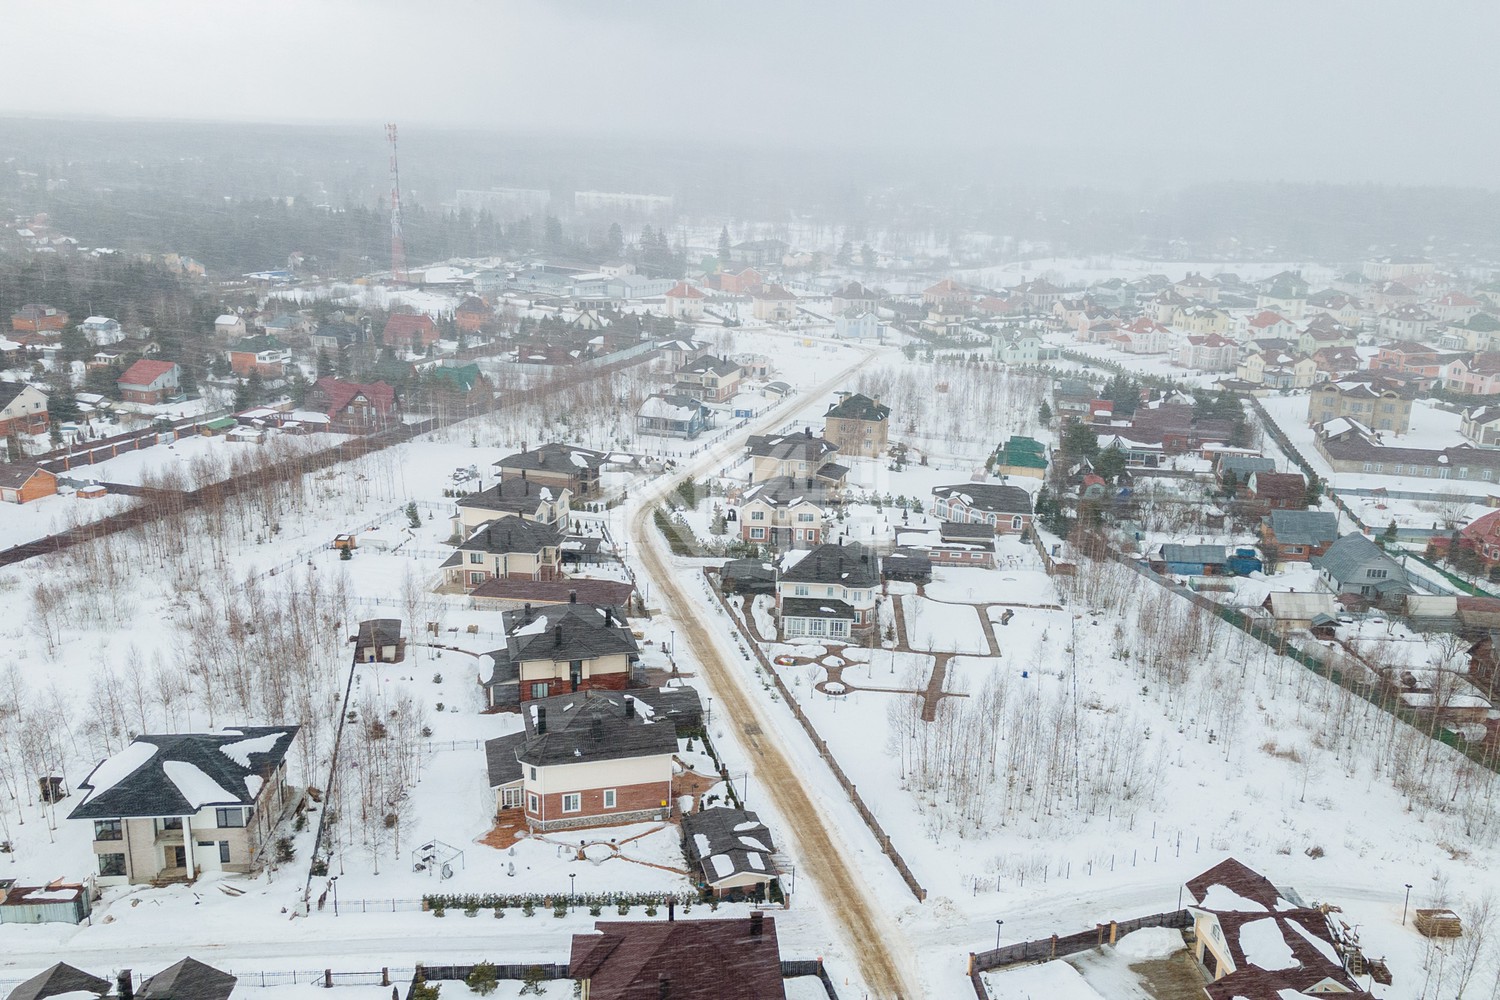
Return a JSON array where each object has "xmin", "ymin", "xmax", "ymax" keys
[
  {"xmin": 775, "ymin": 541, "xmax": 880, "ymax": 640},
  {"xmin": 1178, "ymin": 334, "xmax": 1238, "ymax": 371},
  {"xmin": 1307, "ymin": 376, "xmax": 1414, "ymax": 433},
  {"xmin": 481, "ymin": 599, "xmax": 640, "ymax": 706},
  {"xmin": 444, "ymin": 515, "xmax": 564, "ymax": 589},
  {"xmin": 454, "ymin": 476, "xmax": 571, "ymax": 534},
  {"xmin": 822, "ymin": 392, "xmax": 891, "ymax": 460},
  {"xmin": 213, "ymin": 314, "xmax": 247, "ymax": 339},
  {"xmin": 0, "ymin": 381, "xmax": 49, "ymax": 436},
  {"xmin": 382, "ymin": 313, "xmax": 440, "ymax": 351},
  {"xmin": 745, "ymin": 430, "xmax": 846, "ymax": 490},
  {"xmin": 637, "ymin": 394, "xmax": 714, "ymax": 439},
  {"xmin": 485, "ymin": 687, "xmax": 700, "ymax": 831},
  {"xmin": 227, "ymin": 335, "xmax": 291, "ymax": 378},
  {"xmin": 750, "ymin": 285, "xmax": 798, "ymax": 323},
  {"xmin": 931, "ymin": 483, "xmax": 1034, "ymax": 534},
  {"xmin": 495, "ymin": 442, "xmax": 608, "ymax": 500},
  {"xmin": 306, "ymin": 377, "xmax": 396, "ymax": 430},
  {"xmin": 739, "ymin": 476, "xmax": 832, "ymax": 550},
  {"xmin": 116, "ymin": 360, "xmax": 181, "ymax": 405},
  {"xmin": 1461, "ymin": 405, "xmax": 1500, "ymax": 447},
  {"xmin": 673, "ymin": 355, "xmax": 743, "ymax": 403},
  {"xmin": 663, "ymin": 281, "xmax": 707, "ymax": 321},
  {"xmin": 70, "ymin": 727, "xmax": 299, "ymax": 885},
  {"xmin": 78, "ymin": 316, "xmax": 124, "ymax": 346}
]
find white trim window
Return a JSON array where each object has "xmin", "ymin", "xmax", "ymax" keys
[
  {"xmin": 603, "ymin": 789, "xmax": 616, "ymax": 809},
  {"xmin": 562, "ymin": 793, "xmax": 582, "ymax": 813},
  {"xmin": 527, "ymin": 793, "xmax": 540, "ymax": 812}
]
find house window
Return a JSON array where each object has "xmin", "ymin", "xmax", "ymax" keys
[
  {"xmin": 215, "ymin": 807, "xmax": 246, "ymax": 828},
  {"xmin": 530, "ymin": 682, "xmax": 549, "ymax": 699},
  {"xmin": 603, "ymin": 789, "xmax": 616, "ymax": 809},
  {"xmin": 793, "ymin": 585, "xmax": 810, "ymax": 597},
  {"xmin": 468, "ymin": 552, "xmax": 483, "ymax": 564},
  {"xmin": 529, "ymin": 766, "xmax": 538, "ymax": 780},
  {"xmin": 98, "ymin": 853, "xmax": 126, "ymax": 877},
  {"xmin": 1287, "ymin": 546, "xmax": 1304, "ymax": 554},
  {"xmin": 562, "ymin": 793, "xmax": 582, "ymax": 813},
  {"xmin": 219, "ymin": 841, "xmax": 232, "ymax": 864},
  {"xmin": 826, "ymin": 586, "xmax": 835, "ymax": 596},
  {"xmin": 750, "ymin": 510, "xmax": 765, "ymax": 521},
  {"xmin": 797, "ymin": 513, "xmax": 815, "ymax": 522},
  {"xmin": 159, "ymin": 817, "xmax": 183, "ymax": 832},
  {"xmin": 830, "ymin": 621, "xmax": 850, "ymax": 638},
  {"xmin": 527, "ymin": 793, "xmax": 540, "ymax": 812},
  {"xmin": 1369, "ymin": 569, "xmax": 1388, "ymax": 579},
  {"xmin": 750, "ymin": 527, "xmax": 765, "ymax": 539},
  {"xmin": 469, "ymin": 572, "xmax": 486, "ymax": 586},
  {"xmin": 94, "ymin": 819, "xmax": 122, "ymax": 841},
  {"xmin": 1012, "ymin": 515, "xmax": 1023, "ymax": 530}
]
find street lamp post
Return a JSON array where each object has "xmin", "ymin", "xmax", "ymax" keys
[
  {"xmin": 331, "ymin": 876, "xmax": 339, "ymax": 917},
  {"xmin": 995, "ymin": 919, "xmax": 1004, "ymax": 951},
  {"xmin": 1403, "ymin": 883, "xmax": 1413, "ymax": 926},
  {"xmin": 570, "ymin": 872, "xmax": 577, "ymax": 910}
]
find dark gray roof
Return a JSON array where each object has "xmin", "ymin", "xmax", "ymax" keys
[
  {"xmin": 746, "ymin": 431, "xmax": 839, "ymax": 464},
  {"xmin": 68, "ymin": 727, "xmax": 298, "ymax": 820},
  {"xmin": 494, "ymin": 442, "xmax": 607, "ymax": 476},
  {"xmin": 740, "ymin": 475, "xmax": 835, "ymax": 508},
  {"xmin": 5, "ymin": 964, "xmax": 110, "ymax": 1000},
  {"xmin": 1218, "ymin": 455, "xmax": 1276, "ymax": 478},
  {"xmin": 357, "ymin": 619, "xmax": 401, "ymax": 646},
  {"xmin": 722, "ymin": 559, "xmax": 776, "ymax": 583},
  {"xmin": 0, "ymin": 463, "xmax": 49, "ymax": 490},
  {"xmin": 939, "ymin": 521, "xmax": 994, "ymax": 540},
  {"xmin": 679, "ymin": 355, "xmax": 740, "ymax": 377},
  {"xmin": 779, "ymin": 542, "xmax": 879, "ymax": 588},
  {"xmin": 1265, "ymin": 510, "xmax": 1338, "ymax": 547},
  {"xmin": 139, "ymin": 958, "xmax": 237, "ymax": 1000},
  {"xmin": 1160, "ymin": 544, "xmax": 1226, "ymax": 565},
  {"xmin": 457, "ymin": 478, "xmax": 565, "ymax": 515},
  {"xmin": 780, "ymin": 597, "xmax": 855, "ymax": 620},
  {"xmin": 500, "ymin": 601, "xmax": 639, "ymax": 665},
  {"xmin": 0, "ymin": 380, "xmax": 36, "ymax": 410},
  {"xmin": 682, "ymin": 807, "xmax": 778, "ymax": 886},
  {"xmin": 483, "ymin": 687, "xmax": 700, "ymax": 774},
  {"xmin": 1314, "ymin": 533, "xmax": 1405, "ymax": 584},
  {"xmin": 824, "ymin": 392, "xmax": 891, "ymax": 423},
  {"xmin": 460, "ymin": 515, "xmax": 564, "ymax": 556},
  {"xmin": 931, "ymin": 483, "xmax": 1033, "ymax": 515}
]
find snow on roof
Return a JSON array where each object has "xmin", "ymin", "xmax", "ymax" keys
[
  {"xmin": 162, "ymin": 759, "xmax": 240, "ymax": 808},
  {"xmin": 1200, "ymin": 883, "xmax": 1269, "ymax": 912},
  {"xmin": 708, "ymin": 854, "xmax": 736, "ymax": 878},
  {"xmin": 748, "ymin": 854, "xmax": 765, "ymax": 871},
  {"xmin": 81, "ymin": 740, "xmax": 158, "ymax": 801},
  {"xmin": 512, "ymin": 614, "xmax": 550, "ymax": 636},
  {"xmin": 215, "ymin": 314, "xmax": 239, "ymax": 325},
  {"xmin": 738, "ymin": 835, "xmax": 769, "ymax": 851},
  {"xmin": 1237, "ymin": 917, "xmax": 1298, "ymax": 971},
  {"xmin": 219, "ymin": 732, "xmax": 287, "ymax": 768},
  {"xmin": 1285, "ymin": 917, "xmax": 1341, "ymax": 966},
  {"xmin": 693, "ymin": 833, "xmax": 711, "ymax": 858}
]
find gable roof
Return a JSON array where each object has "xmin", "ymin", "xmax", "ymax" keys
[
  {"xmin": 496, "ymin": 442, "xmax": 608, "ymax": 477},
  {"xmin": 0, "ymin": 462, "xmax": 50, "ymax": 491},
  {"xmin": 1248, "ymin": 471, "xmax": 1305, "ymax": 500},
  {"xmin": 5, "ymin": 964, "xmax": 110, "ymax": 1000},
  {"xmin": 1264, "ymin": 510, "xmax": 1338, "ymax": 546},
  {"xmin": 458, "ymin": 477, "xmax": 564, "ymax": 516},
  {"xmin": 569, "ymin": 917, "xmax": 786, "ymax": 999},
  {"xmin": 0, "ymin": 380, "xmax": 41, "ymax": 409},
  {"xmin": 1160, "ymin": 543, "xmax": 1226, "ymax": 565},
  {"xmin": 311, "ymin": 377, "xmax": 395, "ymax": 415},
  {"xmin": 1314, "ymin": 533, "xmax": 1404, "ymax": 584},
  {"xmin": 500, "ymin": 601, "xmax": 638, "ymax": 664},
  {"xmin": 486, "ymin": 687, "xmax": 699, "ymax": 778},
  {"xmin": 460, "ymin": 515, "xmax": 564, "ymax": 556},
  {"xmin": 69, "ymin": 727, "xmax": 298, "ymax": 820},
  {"xmin": 118, "ymin": 359, "xmax": 177, "ymax": 387},
  {"xmin": 824, "ymin": 392, "xmax": 891, "ymax": 423},
  {"xmin": 682, "ymin": 807, "xmax": 777, "ymax": 886},
  {"xmin": 383, "ymin": 313, "xmax": 437, "ymax": 338},
  {"xmin": 741, "ymin": 475, "xmax": 833, "ymax": 509},
  {"xmin": 747, "ymin": 430, "xmax": 839, "ymax": 464},
  {"xmin": 678, "ymin": 355, "xmax": 740, "ymax": 377},
  {"xmin": 139, "ymin": 958, "xmax": 238, "ymax": 1000},
  {"xmin": 356, "ymin": 618, "xmax": 401, "ymax": 647}
]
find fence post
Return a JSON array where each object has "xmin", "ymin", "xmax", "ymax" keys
[{"xmin": 324, "ymin": 971, "xmax": 332, "ymax": 989}]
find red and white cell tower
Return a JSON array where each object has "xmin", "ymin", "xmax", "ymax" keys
[{"xmin": 385, "ymin": 122, "xmax": 408, "ymax": 283}]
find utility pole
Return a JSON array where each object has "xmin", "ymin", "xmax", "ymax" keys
[{"xmin": 386, "ymin": 123, "xmax": 408, "ymax": 283}]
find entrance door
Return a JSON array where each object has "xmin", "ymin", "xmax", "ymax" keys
[
  {"xmin": 167, "ymin": 846, "xmax": 186, "ymax": 869},
  {"xmin": 501, "ymin": 787, "xmax": 522, "ymax": 809}
]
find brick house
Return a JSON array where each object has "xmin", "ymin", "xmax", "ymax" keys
[
  {"xmin": 663, "ymin": 281, "xmax": 707, "ymax": 321},
  {"xmin": 1259, "ymin": 510, "xmax": 1338, "ymax": 562},
  {"xmin": 0, "ymin": 463, "xmax": 58, "ymax": 504},
  {"xmin": 0, "ymin": 381, "xmax": 49, "ymax": 436},
  {"xmin": 484, "ymin": 687, "xmax": 699, "ymax": 831},
  {"xmin": 443, "ymin": 514, "xmax": 564, "ymax": 589},
  {"xmin": 454, "ymin": 476, "xmax": 571, "ymax": 534},
  {"xmin": 931, "ymin": 483, "xmax": 1034, "ymax": 533},
  {"xmin": 382, "ymin": 312, "xmax": 439, "ymax": 351},
  {"xmin": 11, "ymin": 304, "xmax": 68, "ymax": 333},
  {"xmin": 454, "ymin": 296, "xmax": 492, "ymax": 333},
  {"xmin": 1244, "ymin": 470, "xmax": 1307, "ymax": 510},
  {"xmin": 116, "ymin": 360, "xmax": 181, "ymax": 405},
  {"xmin": 822, "ymin": 392, "xmax": 891, "ymax": 459},
  {"xmin": 480, "ymin": 599, "xmax": 639, "ymax": 706},
  {"xmin": 69, "ymin": 727, "xmax": 299, "ymax": 885},
  {"xmin": 226, "ymin": 335, "xmax": 291, "ymax": 377},
  {"xmin": 709, "ymin": 267, "xmax": 764, "ymax": 295},
  {"xmin": 1460, "ymin": 509, "xmax": 1500, "ymax": 569},
  {"xmin": 1307, "ymin": 376, "xmax": 1414, "ymax": 433},
  {"xmin": 673, "ymin": 355, "xmax": 743, "ymax": 403}
]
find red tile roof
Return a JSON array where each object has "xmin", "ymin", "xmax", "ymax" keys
[
  {"xmin": 118, "ymin": 359, "xmax": 177, "ymax": 387},
  {"xmin": 312, "ymin": 377, "xmax": 395, "ymax": 416}
]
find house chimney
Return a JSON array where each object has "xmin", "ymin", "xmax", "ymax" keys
[
  {"xmin": 522, "ymin": 468, "xmax": 528, "ymax": 481},
  {"xmin": 591, "ymin": 717, "xmax": 603, "ymax": 742},
  {"xmin": 657, "ymin": 975, "xmax": 670, "ymax": 1000},
  {"xmin": 522, "ymin": 602, "xmax": 532, "ymax": 622},
  {"xmin": 750, "ymin": 911, "xmax": 764, "ymax": 937},
  {"xmin": 117, "ymin": 972, "xmax": 133, "ymax": 1000},
  {"xmin": 667, "ymin": 897, "xmax": 675, "ymax": 921},
  {"xmin": 625, "ymin": 696, "xmax": 635, "ymax": 719},
  {"xmin": 804, "ymin": 426, "xmax": 812, "ymax": 438},
  {"xmin": 554, "ymin": 624, "xmax": 563, "ymax": 646},
  {"xmin": 569, "ymin": 589, "xmax": 578, "ymax": 604},
  {"xmin": 602, "ymin": 608, "xmax": 613, "ymax": 626},
  {"xmin": 536, "ymin": 706, "xmax": 547, "ymax": 734}
]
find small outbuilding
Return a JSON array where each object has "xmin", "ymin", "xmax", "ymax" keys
[{"xmin": 354, "ymin": 618, "xmax": 403, "ymax": 663}]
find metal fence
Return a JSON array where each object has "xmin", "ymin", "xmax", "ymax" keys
[{"xmin": 967, "ymin": 909, "xmax": 1192, "ymax": 998}]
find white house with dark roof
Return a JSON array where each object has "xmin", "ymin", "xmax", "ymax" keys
[
  {"xmin": 930, "ymin": 483, "xmax": 1034, "ymax": 534},
  {"xmin": 739, "ymin": 476, "xmax": 834, "ymax": 550},
  {"xmin": 481, "ymin": 599, "xmax": 640, "ymax": 706},
  {"xmin": 69, "ymin": 727, "xmax": 299, "ymax": 885},
  {"xmin": 775, "ymin": 541, "xmax": 880, "ymax": 639}
]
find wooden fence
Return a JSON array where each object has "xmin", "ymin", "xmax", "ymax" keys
[
  {"xmin": 705, "ymin": 569, "xmax": 928, "ymax": 901},
  {"xmin": 966, "ymin": 909, "xmax": 1192, "ymax": 998}
]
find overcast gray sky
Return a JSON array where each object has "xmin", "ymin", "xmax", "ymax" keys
[{"xmin": 9, "ymin": 1, "xmax": 1500, "ymax": 185}]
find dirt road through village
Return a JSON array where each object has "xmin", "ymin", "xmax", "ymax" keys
[{"xmin": 627, "ymin": 344, "xmax": 922, "ymax": 999}]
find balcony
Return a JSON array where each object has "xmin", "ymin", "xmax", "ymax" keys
[{"xmin": 154, "ymin": 827, "xmax": 184, "ymax": 845}]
